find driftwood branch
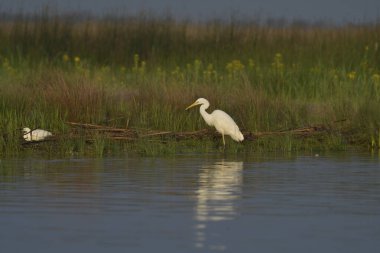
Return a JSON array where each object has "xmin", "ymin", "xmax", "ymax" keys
[
  {"xmin": 65, "ymin": 121, "xmax": 131, "ymax": 132},
  {"xmin": 20, "ymin": 120, "xmax": 346, "ymax": 146},
  {"xmin": 62, "ymin": 120, "xmax": 343, "ymax": 142}
]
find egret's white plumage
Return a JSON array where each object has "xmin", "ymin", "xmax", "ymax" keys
[
  {"xmin": 22, "ymin": 127, "xmax": 52, "ymax": 141},
  {"xmin": 186, "ymin": 98, "xmax": 244, "ymax": 146}
]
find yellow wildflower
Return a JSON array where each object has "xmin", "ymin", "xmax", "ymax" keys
[
  {"xmin": 62, "ymin": 54, "xmax": 69, "ymax": 62},
  {"xmin": 193, "ymin": 59, "xmax": 202, "ymax": 71},
  {"xmin": 74, "ymin": 56, "xmax": 80, "ymax": 64},
  {"xmin": 133, "ymin": 54, "xmax": 139, "ymax": 71},
  {"xmin": 203, "ymin": 64, "xmax": 217, "ymax": 81},
  {"xmin": 347, "ymin": 71, "xmax": 356, "ymax": 80},
  {"xmin": 226, "ymin": 60, "xmax": 244, "ymax": 73},
  {"xmin": 272, "ymin": 53, "xmax": 284, "ymax": 70},
  {"xmin": 248, "ymin": 58, "xmax": 255, "ymax": 69},
  {"xmin": 372, "ymin": 73, "xmax": 380, "ymax": 82}
]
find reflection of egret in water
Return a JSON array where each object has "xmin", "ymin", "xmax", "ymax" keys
[{"xmin": 194, "ymin": 161, "xmax": 243, "ymax": 250}]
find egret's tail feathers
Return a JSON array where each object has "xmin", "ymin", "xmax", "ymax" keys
[{"xmin": 231, "ymin": 130, "xmax": 244, "ymax": 142}]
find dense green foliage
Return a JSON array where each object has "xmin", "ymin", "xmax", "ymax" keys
[{"xmin": 0, "ymin": 14, "xmax": 380, "ymax": 155}]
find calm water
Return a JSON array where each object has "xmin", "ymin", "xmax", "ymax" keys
[{"xmin": 1, "ymin": 153, "xmax": 379, "ymax": 253}]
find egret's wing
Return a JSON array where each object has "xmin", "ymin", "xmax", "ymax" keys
[{"xmin": 211, "ymin": 110, "xmax": 244, "ymax": 142}]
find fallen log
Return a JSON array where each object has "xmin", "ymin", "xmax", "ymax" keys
[
  {"xmin": 66, "ymin": 121, "xmax": 131, "ymax": 132},
  {"xmin": 61, "ymin": 121, "xmax": 342, "ymax": 142}
]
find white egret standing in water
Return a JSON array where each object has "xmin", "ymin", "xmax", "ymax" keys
[
  {"xmin": 185, "ymin": 98, "xmax": 244, "ymax": 146},
  {"xmin": 22, "ymin": 127, "xmax": 52, "ymax": 141}
]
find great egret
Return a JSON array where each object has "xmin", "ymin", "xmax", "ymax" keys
[
  {"xmin": 22, "ymin": 127, "xmax": 52, "ymax": 141},
  {"xmin": 186, "ymin": 98, "xmax": 244, "ymax": 146}
]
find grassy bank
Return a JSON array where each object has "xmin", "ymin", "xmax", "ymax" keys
[{"xmin": 0, "ymin": 14, "xmax": 380, "ymax": 155}]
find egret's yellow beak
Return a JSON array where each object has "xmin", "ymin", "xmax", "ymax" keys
[{"xmin": 185, "ymin": 101, "xmax": 199, "ymax": 110}]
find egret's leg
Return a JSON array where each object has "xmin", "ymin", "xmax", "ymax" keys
[{"xmin": 222, "ymin": 134, "xmax": 225, "ymax": 146}]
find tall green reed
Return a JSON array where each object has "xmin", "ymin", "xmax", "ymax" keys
[{"xmin": 0, "ymin": 14, "xmax": 379, "ymax": 154}]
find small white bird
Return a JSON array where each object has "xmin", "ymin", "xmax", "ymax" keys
[
  {"xmin": 186, "ymin": 98, "xmax": 244, "ymax": 146},
  {"xmin": 22, "ymin": 127, "xmax": 52, "ymax": 141}
]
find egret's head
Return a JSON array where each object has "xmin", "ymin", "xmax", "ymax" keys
[
  {"xmin": 185, "ymin": 98, "xmax": 209, "ymax": 110},
  {"xmin": 22, "ymin": 127, "xmax": 31, "ymax": 134}
]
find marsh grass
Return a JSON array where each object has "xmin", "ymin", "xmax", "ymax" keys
[{"xmin": 0, "ymin": 13, "xmax": 380, "ymax": 155}]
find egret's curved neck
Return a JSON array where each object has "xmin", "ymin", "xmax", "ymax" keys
[{"xmin": 199, "ymin": 103, "xmax": 213, "ymax": 126}]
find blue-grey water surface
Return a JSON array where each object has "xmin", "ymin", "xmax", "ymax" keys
[{"xmin": 0, "ymin": 153, "xmax": 379, "ymax": 252}]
